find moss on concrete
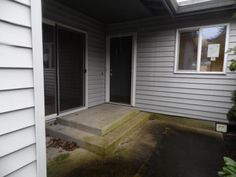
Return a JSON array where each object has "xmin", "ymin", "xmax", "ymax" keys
[{"xmin": 150, "ymin": 113, "xmax": 216, "ymax": 131}]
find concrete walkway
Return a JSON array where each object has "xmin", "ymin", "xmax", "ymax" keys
[{"xmin": 47, "ymin": 119, "xmax": 226, "ymax": 177}]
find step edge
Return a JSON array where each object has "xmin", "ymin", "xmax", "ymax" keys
[
  {"xmin": 57, "ymin": 118, "xmax": 102, "ymax": 135},
  {"xmin": 102, "ymin": 109, "xmax": 140, "ymax": 136},
  {"xmin": 105, "ymin": 113, "xmax": 150, "ymax": 153}
]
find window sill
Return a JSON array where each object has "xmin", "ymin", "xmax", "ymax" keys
[{"xmin": 174, "ymin": 71, "xmax": 227, "ymax": 75}]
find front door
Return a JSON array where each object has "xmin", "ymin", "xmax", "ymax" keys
[{"xmin": 110, "ymin": 36, "xmax": 133, "ymax": 104}]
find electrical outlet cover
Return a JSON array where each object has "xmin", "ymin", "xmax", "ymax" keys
[{"xmin": 216, "ymin": 123, "xmax": 227, "ymax": 133}]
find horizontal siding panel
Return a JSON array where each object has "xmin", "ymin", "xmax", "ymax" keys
[
  {"xmin": 0, "ymin": 89, "xmax": 34, "ymax": 113},
  {"xmin": 229, "ymin": 36, "xmax": 236, "ymax": 42},
  {"xmin": 6, "ymin": 162, "xmax": 37, "ymax": 177},
  {"xmin": 0, "ymin": 108, "xmax": 34, "ymax": 135},
  {"xmin": 136, "ymin": 85, "xmax": 232, "ymax": 97},
  {"xmin": 138, "ymin": 30, "xmax": 175, "ymax": 37},
  {"xmin": 0, "ymin": 21, "xmax": 31, "ymax": 47},
  {"xmin": 138, "ymin": 46, "xmax": 175, "ymax": 52},
  {"xmin": 137, "ymin": 67, "xmax": 173, "ymax": 72},
  {"xmin": 136, "ymin": 71, "xmax": 236, "ymax": 79},
  {"xmin": 138, "ymin": 62, "xmax": 174, "ymax": 67},
  {"xmin": 88, "ymin": 88, "xmax": 104, "ymax": 94},
  {"xmin": 88, "ymin": 96, "xmax": 105, "ymax": 103},
  {"xmin": 136, "ymin": 81, "xmax": 236, "ymax": 91},
  {"xmin": 0, "ymin": 126, "xmax": 36, "ymax": 157},
  {"xmin": 136, "ymin": 103, "xmax": 226, "ymax": 120},
  {"xmin": 0, "ymin": 0, "xmax": 31, "ymax": 27},
  {"xmin": 137, "ymin": 52, "xmax": 175, "ymax": 58},
  {"xmin": 0, "ymin": 69, "xmax": 33, "ymax": 90},
  {"xmin": 0, "ymin": 145, "xmax": 36, "ymax": 176},
  {"xmin": 138, "ymin": 57, "xmax": 174, "ymax": 63},
  {"xmin": 0, "ymin": 45, "xmax": 32, "ymax": 68},
  {"xmin": 88, "ymin": 100, "xmax": 104, "ymax": 107},
  {"xmin": 136, "ymin": 94, "xmax": 232, "ymax": 109},
  {"xmin": 136, "ymin": 90, "xmax": 231, "ymax": 103},
  {"xmin": 138, "ymin": 35, "xmax": 175, "ymax": 42},
  {"xmin": 137, "ymin": 76, "xmax": 236, "ymax": 85},
  {"xmin": 138, "ymin": 41, "xmax": 175, "ymax": 48},
  {"xmin": 136, "ymin": 99, "xmax": 228, "ymax": 114}
]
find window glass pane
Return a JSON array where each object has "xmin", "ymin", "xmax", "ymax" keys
[
  {"xmin": 200, "ymin": 26, "xmax": 226, "ymax": 72},
  {"xmin": 178, "ymin": 30, "xmax": 198, "ymax": 70}
]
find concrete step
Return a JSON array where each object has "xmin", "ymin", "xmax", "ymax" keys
[
  {"xmin": 47, "ymin": 112, "xmax": 150, "ymax": 155},
  {"xmin": 57, "ymin": 105, "xmax": 140, "ymax": 136}
]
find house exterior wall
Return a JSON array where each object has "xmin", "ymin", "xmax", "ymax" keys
[
  {"xmin": 43, "ymin": 0, "xmax": 106, "ymax": 107},
  {"xmin": 0, "ymin": 0, "xmax": 46, "ymax": 177},
  {"xmin": 107, "ymin": 11, "xmax": 236, "ymax": 123}
]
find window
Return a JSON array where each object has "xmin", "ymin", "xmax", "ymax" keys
[{"xmin": 175, "ymin": 24, "xmax": 228, "ymax": 73}]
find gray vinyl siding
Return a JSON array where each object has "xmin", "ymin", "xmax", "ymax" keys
[
  {"xmin": 0, "ymin": 0, "xmax": 37, "ymax": 176},
  {"xmin": 107, "ymin": 11, "xmax": 236, "ymax": 122},
  {"xmin": 43, "ymin": 0, "xmax": 106, "ymax": 107}
]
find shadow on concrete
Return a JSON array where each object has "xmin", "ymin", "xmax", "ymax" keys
[{"xmin": 143, "ymin": 123, "xmax": 225, "ymax": 177}]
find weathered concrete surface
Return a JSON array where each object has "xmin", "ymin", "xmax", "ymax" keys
[
  {"xmin": 47, "ymin": 119, "xmax": 226, "ymax": 177},
  {"xmin": 47, "ymin": 112, "xmax": 150, "ymax": 155},
  {"xmin": 135, "ymin": 121, "xmax": 224, "ymax": 177},
  {"xmin": 57, "ymin": 104, "xmax": 139, "ymax": 135}
]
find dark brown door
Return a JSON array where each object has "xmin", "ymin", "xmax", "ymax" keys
[{"xmin": 110, "ymin": 36, "xmax": 132, "ymax": 104}]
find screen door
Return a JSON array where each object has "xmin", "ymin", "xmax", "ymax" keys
[{"xmin": 58, "ymin": 26, "xmax": 86, "ymax": 112}]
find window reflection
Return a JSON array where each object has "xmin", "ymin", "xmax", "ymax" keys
[
  {"xmin": 200, "ymin": 26, "xmax": 226, "ymax": 72},
  {"xmin": 178, "ymin": 30, "xmax": 199, "ymax": 70}
]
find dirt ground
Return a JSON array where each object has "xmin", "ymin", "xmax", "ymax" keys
[{"xmin": 47, "ymin": 119, "xmax": 233, "ymax": 177}]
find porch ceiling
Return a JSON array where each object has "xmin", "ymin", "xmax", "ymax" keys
[
  {"xmin": 55, "ymin": 0, "xmax": 236, "ymax": 24},
  {"xmin": 55, "ymin": 0, "xmax": 169, "ymax": 23}
]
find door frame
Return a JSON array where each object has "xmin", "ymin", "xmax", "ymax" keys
[
  {"xmin": 106, "ymin": 33, "xmax": 137, "ymax": 106},
  {"xmin": 43, "ymin": 18, "xmax": 88, "ymax": 121}
]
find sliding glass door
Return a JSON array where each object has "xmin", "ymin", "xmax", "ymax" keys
[
  {"xmin": 58, "ymin": 26, "xmax": 85, "ymax": 112},
  {"xmin": 43, "ymin": 23, "xmax": 86, "ymax": 116}
]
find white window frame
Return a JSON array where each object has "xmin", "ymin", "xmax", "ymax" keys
[{"xmin": 174, "ymin": 23, "xmax": 230, "ymax": 74}]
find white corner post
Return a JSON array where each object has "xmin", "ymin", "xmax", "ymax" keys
[{"xmin": 31, "ymin": 0, "xmax": 47, "ymax": 177}]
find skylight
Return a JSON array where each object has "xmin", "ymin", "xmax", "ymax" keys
[{"xmin": 176, "ymin": 0, "xmax": 214, "ymax": 6}]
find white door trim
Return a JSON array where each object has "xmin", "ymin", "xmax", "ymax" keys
[{"xmin": 106, "ymin": 33, "xmax": 137, "ymax": 107}]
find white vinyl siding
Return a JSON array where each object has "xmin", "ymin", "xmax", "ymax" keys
[
  {"xmin": 107, "ymin": 12, "xmax": 236, "ymax": 122},
  {"xmin": 0, "ymin": 0, "xmax": 31, "ymax": 27},
  {"xmin": 0, "ymin": 0, "xmax": 41, "ymax": 176},
  {"xmin": 0, "ymin": 21, "xmax": 31, "ymax": 47},
  {"xmin": 0, "ymin": 45, "xmax": 33, "ymax": 68},
  {"xmin": 43, "ymin": 0, "xmax": 106, "ymax": 107}
]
